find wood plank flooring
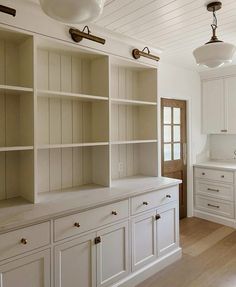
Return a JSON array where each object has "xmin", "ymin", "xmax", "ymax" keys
[{"xmin": 137, "ymin": 217, "xmax": 236, "ymax": 287}]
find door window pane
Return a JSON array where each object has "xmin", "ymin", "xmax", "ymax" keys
[
  {"xmin": 164, "ymin": 125, "xmax": 172, "ymax": 142},
  {"xmin": 164, "ymin": 107, "xmax": 171, "ymax": 124},
  {"xmin": 173, "ymin": 125, "xmax": 180, "ymax": 142},
  {"xmin": 173, "ymin": 108, "xmax": 180, "ymax": 124},
  {"xmin": 173, "ymin": 143, "xmax": 181, "ymax": 160},
  {"xmin": 164, "ymin": 144, "xmax": 172, "ymax": 161}
]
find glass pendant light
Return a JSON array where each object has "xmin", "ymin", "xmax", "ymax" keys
[
  {"xmin": 39, "ymin": 0, "xmax": 105, "ymax": 24},
  {"xmin": 193, "ymin": 1, "xmax": 236, "ymax": 68}
]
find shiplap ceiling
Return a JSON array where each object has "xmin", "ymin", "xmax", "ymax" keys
[
  {"xmin": 94, "ymin": 0, "xmax": 236, "ymax": 69},
  {"xmin": 26, "ymin": 0, "xmax": 236, "ymax": 69}
]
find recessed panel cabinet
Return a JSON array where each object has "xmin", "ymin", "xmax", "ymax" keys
[
  {"xmin": 132, "ymin": 202, "xmax": 179, "ymax": 271},
  {"xmin": 55, "ymin": 221, "xmax": 130, "ymax": 287},
  {"xmin": 202, "ymin": 76, "xmax": 236, "ymax": 134},
  {"xmin": 96, "ymin": 221, "xmax": 130, "ymax": 287},
  {"xmin": 55, "ymin": 233, "xmax": 96, "ymax": 287},
  {"xmin": 0, "ymin": 250, "xmax": 50, "ymax": 287}
]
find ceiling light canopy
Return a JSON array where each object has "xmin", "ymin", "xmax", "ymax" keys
[
  {"xmin": 193, "ymin": 1, "xmax": 236, "ymax": 68},
  {"xmin": 39, "ymin": 0, "xmax": 105, "ymax": 24}
]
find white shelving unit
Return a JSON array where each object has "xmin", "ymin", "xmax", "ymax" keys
[
  {"xmin": 0, "ymin": 29, "xmax": 34, "ymax": 203},
  {"xmin": 0, "ymin": 28, "xmax": 159, "ymax": 205}
]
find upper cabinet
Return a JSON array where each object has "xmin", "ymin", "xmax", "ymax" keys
[{"xmin": 202, "ymin": 76, "xmax": 236, "ymax": 134}]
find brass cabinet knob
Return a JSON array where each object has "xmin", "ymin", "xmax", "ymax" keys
[
  {"xmin": 166, "ymin": 194, "xmax": 171, "ymax": 198},
  {"xmin": 143, "ymin": 201, "xmax": 149, "ymax": 206},
  {"xmin": 94, "ymin": 236, "xmax": 101, "ymax": 245},
  {"xmin": 111, "ymin": 211, "xmax": 118, "ymax": 215},
  {"xmin": 155, "ymin": 214, "xmax": 161, "ymax": 220},
  {"xmin": 74, "ymin": 222, "xmax": 81, "ymax": 228},
  {"xmin": 21, "ymin": 238, "xmax": 28, "ymax": 245}
]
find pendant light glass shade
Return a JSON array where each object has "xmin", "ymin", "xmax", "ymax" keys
[
  {"xmin": 193, "ymin": 42, "xmax": 236, "ymax": 68},
  {"xmin": 39, "ymin": 0, "xmax": 105, "ymax": 24},
  {"xmin": 193, "ymin": 1, "xmax": 236, "ymax": 68}
]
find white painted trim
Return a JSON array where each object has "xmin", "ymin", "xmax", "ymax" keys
[
  {"xmin": 0, "ymin": 0, "xmax": 161, "ymax": 68},
  {"xmin": 112, "ymin": 248, "xmax": 182, "ymax": 287},
  {"xmin": 194, "ymin": 210, "xmax": 236, "ymax": 228}
]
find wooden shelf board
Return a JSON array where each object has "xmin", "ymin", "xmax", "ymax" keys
[
  {"xmin": 0, "ymin": 146, "xmax": 34, "ymax": 152},
  {"xmin": 37, "ymin": 89, "xmax": 108, "ymax": 102},
  {"xmin": 37, "ymin": 184, "xmax": 107, "ymax": 203},
  {"xmin": 111, "ymin": 140, "xmax": 158, "ymax": 145},
  {"xmin": 111, "ymin": 98, "xmax": 157, "ymax": 106},
  {"xmin": 38, "ymin": 142, "xmax": 109, "ymax": 149},
  {"xmin": 0, "ymin": 85, "xmax": 33, "ymax": 94}
]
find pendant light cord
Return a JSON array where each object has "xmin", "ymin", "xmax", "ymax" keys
[{"xmin": 211, "ymin": 9, "xmax": 218, "ymax": 31}]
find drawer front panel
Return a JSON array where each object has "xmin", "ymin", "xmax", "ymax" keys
[
  {"xmin": 54, "ymin": 200, "xmax": 129, "ymax": 242},
  {"xmin": 0, "ymin": 222, "xmax": 50, "ymax": 261},
  {"xmin": 194, "ymin": 168, "xmax": 234, "ymax": 183},
  {"xmin": 131, "ymin": 186, "xmax": 178, "ymax": 215},
  {"xmin": 195, "ymin": 180, "xmax": 234, "ymax": 201},
  {"xmin": 195, "ymin": 196, "xmax": 234, "ymax": 219}
]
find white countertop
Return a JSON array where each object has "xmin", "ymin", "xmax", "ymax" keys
[
  {"xmin": 0, "ymin": 176, "xmax": 181, "ymax": 233},
  {"xmin": 194, "ymin": 160, "xmax": 236, "ymax": 171}
]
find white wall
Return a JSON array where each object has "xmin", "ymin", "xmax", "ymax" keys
[
  {"xmin": 158, "ymin": 62, "xmax": 208, "ymax": 216},
  {"xmin": 210, "ymin": 135, "xmax": 236, "ymax": 160}
]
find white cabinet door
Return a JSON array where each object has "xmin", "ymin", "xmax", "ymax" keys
[
  {"xmin": 202, "ymin": 79, "xmax": 225, "ymax": 134},
  {"xmin": 96, "ymin": 221, "xmax": 130, "ymax": 287},
  {"xmin": 156, "ymin": 202, "xmax": 179, "ymax": 257},
  {"xmin": 55, "ymin": 233, "xmax": 96, "ymax": 287},
  {"xmin": 0, "ymin": 249, "xmax": 50, "ymax": 287},
  {"xmin": 225, "ymin": 76, "xmax": 236, "ymax": 134},
  {"xmin": 131, "ymin": 211, "xmax": 157, "ymax": 271}
]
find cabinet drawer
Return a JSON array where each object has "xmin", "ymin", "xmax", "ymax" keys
[
  {"xmin": 0, "ymin": 222, "xmax": 50, "ymax": 261},
  {"xmin": 54, "ymin": 200, "xmax": 129, "ymax": 242},
  {"xmin": 195, "ymin": 196, "xmax": 234, "ymax": 219},
  {"xmin": 195, "ymin": 180, "xmax": 234, "ymax": 201},
  {"xmin": 131, "ymin": 186, "xmax": 178, "ymax": 215},
  {"xmin": 194, "ymin": 168, "xmax": 234, "ymax": 183}
]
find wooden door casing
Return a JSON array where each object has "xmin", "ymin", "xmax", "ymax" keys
[{"xmin": 161, "ymin": 98, "xmax": 187, "ymax": 218}]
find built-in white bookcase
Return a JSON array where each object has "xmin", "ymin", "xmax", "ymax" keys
[
  {"xmin": 0, "ymin": 28, "xmax": 158, "ymax": 205},
  {"xmin": 0, "ymin": 29, "xmax": 34, "ymax": 203},
  {"xmin": 110, "ymin": 58, "xmax": 158, "ymax": 180}
]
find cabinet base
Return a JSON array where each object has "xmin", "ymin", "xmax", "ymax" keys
[
  {"xmin": 112, "ymin": 248, "xmax": 182, "ymax": 287},
  {"xmin": 194, "ymin": 209, "xmax": 236, "ymax": 228}
]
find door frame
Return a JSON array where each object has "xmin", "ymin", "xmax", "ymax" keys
[{"xmin": 159, "ymin": 97, "xmax": 192, "ymax": 217}]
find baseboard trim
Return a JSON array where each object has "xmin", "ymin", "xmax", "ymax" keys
[
  {"xmin": 112, "ymin": 248, "xmax": 182, "ymax": 287},
  {"xmin": 194, "ymin": 210, "xmax": 236, "ymax": 228}
]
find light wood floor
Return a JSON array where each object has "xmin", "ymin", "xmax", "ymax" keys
[{"xmin": 137, "ymin": 217, "xmax": 236, "ymax": 287}]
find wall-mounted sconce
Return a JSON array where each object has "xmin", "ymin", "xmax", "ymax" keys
[
  {"xmin": 132, "ymin": 47, "xmax": 160, "ymax": 62},
  {"xmin": 69, "ymin": 26, "xmax": 106, "ymax": 45},
  {"xmin": 0, "ymin": 5, "xmax": 16, "ymax": 16}
]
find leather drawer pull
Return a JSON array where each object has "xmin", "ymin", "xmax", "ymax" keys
[
  {"xmin": 208, "ymin": 203, "xmax": 220, "ymax": 209},
  {"xmin": 207, "ymin": 188, "xmax": 219, "ymax": 192}
]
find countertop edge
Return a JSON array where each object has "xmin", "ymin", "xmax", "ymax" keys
[{"xmin": 0, "ymin": 178, "xmax": 181, "ymax": 233}]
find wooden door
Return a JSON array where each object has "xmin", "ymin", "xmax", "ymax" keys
[
  {"xmin": 0, "ymin": 250, "xmax": 50, "ymax": 287},
  {"xmin": 96, "ymin": 221, "xmax": 130, "ymax": 287},
  {"xmin": 131, "ymin": 211, "xmax": 157, "ymax": 271},
  {"xmin": 156, "ymin": 202, "xmax": 179, "ymax": 257},
  {"xmin": 54, "ymin": 233, "xmax": 96, "ymax": 287},
  {"xmin": 202, "ymin": 79, "xmax": 225, "ymax": 133},
  {"xmin": 161, "ymin": 98, "xmax": 187, "ymax": 218}
]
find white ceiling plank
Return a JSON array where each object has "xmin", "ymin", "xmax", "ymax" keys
[{"xmin": 138, "ymin": 0, "xmax": 236, "ymax": 41}]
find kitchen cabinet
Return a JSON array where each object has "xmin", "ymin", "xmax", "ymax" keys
[
  {"xmin": 0, "ymin": 250, "xmax": 50, "ymax": 287},
  {"xmin": 202, "ymin": 76, "xmax": 236, "ymax": 134}
]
